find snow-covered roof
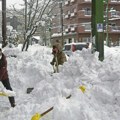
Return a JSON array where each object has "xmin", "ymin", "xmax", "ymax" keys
[
  {"xmin": 7, "ymin": 25, "xmax": 13, "ymax": 31},
  {"xmin": 32, "ymin": 36, "xmax": 41, "ymax": 40},
  {"xmin": 109, "ymin": 17, "xmax": 120, "ymax": 21},
  {"xmin": 51, "ymin": 33, "xmax": 62, "ymax": 37}
]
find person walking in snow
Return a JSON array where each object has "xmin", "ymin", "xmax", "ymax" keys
[
  {"xmin": 50, "ymin": 44, "xmax": 67, "ymax": 73},
  {"xmin": 0, "ymin": 48, "xmax": 16, "ymax": 107}
]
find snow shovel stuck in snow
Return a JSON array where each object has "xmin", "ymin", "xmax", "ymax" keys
[
  {"xmin": 31, "ymin": 95, "xmax": 71, "ymax": 120},
  {"xmin": 55, "ymin": 55, "xmax": 59, "ymax": 73},
  {"xmin": 31, "ymin": 107, "xmax": 53, "ymax": 120},
  {"xmin": 26, "ymin": 87, "xmax": 34, "ymax": 94},
  {"xmin": 31, "ymin": 86, "xmax": 86, "ymax": 120},
  {"xmin": 79, "ymin": 85, "xmax": 86, "ymax": 93},
  {"xmin": 52, "ymin": 55, "xmax": 59, "ymax": 73}
]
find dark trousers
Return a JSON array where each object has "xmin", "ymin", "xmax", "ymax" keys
[{"xmin": 1, "ymin": 79, "xmax": 15, "ymax": 107}]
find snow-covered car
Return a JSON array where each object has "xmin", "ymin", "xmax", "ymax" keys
[{"xmin": 63, "ymin": 42, "xmax": 90, "ymax": 56}]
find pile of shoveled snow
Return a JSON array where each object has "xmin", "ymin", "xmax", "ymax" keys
[{"xmin": 0, "ymin": 45, "xmax": 120, "ymax": 120}]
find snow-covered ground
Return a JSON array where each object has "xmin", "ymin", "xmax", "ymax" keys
[{"xmin": 0, "ymin": 44, "xmax": 120, "ymax": 120}]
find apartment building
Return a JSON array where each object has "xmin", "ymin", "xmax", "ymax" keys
[
  {"xmin": 106, "ymin": 0, "xmax": 120, "ymax": 46},
  {"xmin": 51, "ymin": 0, "xmax": 120, "ymax": 46}
]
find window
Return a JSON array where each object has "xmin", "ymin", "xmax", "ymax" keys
[
  {"xmin": 111, "ymin": 11, "xmax": 119, "ymax": 17},
  {"xmin": 65, "ymin": 28, "xmax": 69, "ymax": 32},
  {"xmin": 65, "ymin": 1, "xmax": 69, "ymax": 5},
  {"xmin": 68, "ymin": 11, "xmax": 71, "ymax": 15},
  {"xmin": 84, "ymin": 8, "xmax": 91, "ymax": 15},
  {"xmin": 70, "ymin": 13, "xmax": 75, "ymax": 17},
  {"xmin": 82, "ymin": 37, "xmax": 90, "ymax": 42},
  {"xmin": 65, "ymin": 15, "xmax": 69, "ymax": 18},
  {"xmin": 109, "ymin": 23, "xmax": 116, "ymax": 26},
  {"xmin": 74, "ymin": 8, "xmax": 77, "ymax": 13},
  {"xmin": 71, "ymin": 27, "xmax": 76, "ymax": 32},
  {"xmin": 85, "ymin": 24, "xmax": 91, "ymax": 31},
  {"xmin": 65, "ymin": 45, "xmax": 71, "ymax": 50},
  {"xmin": 75, "ymin": 44, "xmax": 87, "ymax": 50},
  {"xmin": 68, "ymin": 38, "xmax": 72, "ymax": 43}
]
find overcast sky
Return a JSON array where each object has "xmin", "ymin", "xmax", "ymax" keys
[{"xmin": 0, "ymin": 0, "xmax": 24, "ymax": 9}]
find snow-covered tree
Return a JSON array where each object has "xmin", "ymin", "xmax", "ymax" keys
[
  {"xmin": 9, "ymin": 0, "xmax": 61, "ymax": 51},
  {"xmin": 22, "ymin": 0, "xmax": 58, "ymax": 51}
]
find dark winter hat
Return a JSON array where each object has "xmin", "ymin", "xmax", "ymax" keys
[
  {"xmin": 52, "ymin": 45, "xmax": 57, "ymax": 49},
  {"xmin": 56, "ymin": 40, "xmax": 59, "ymax": 43}
]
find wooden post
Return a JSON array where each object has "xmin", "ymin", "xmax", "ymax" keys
[{"xmin": 2, "ymin": 0, "xmax": 7, "ymax": 48}]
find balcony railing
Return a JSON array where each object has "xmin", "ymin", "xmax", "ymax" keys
[
  {"xmin": 108, "ymin": 0, "xmax": 120, "ymax": 4},
  {"xmin": 84, "ymin": 0, "xmax": 91, "ymax": 1},
  {"xmin": 105, "ymin": 26, "xmax": 120, "ymax": 32},
  {"xmin": 78, "ymin": 10, "xmax": 91, "ymax": 18},
  {"xmin": 110, "ymin": 11, "xmax": 120, "ymax": 17},
  {"xmin": 63, "ymin": 25, "xmax": 120, "ymax": 33},
  {"xmin": 104, "ymin": 10, "xmax": 120, "ymax": 19},
  {"xmin": 78, "ymin": 0, "xmax": 91, "ymax": 3},
  {"xmin": 110, "ymin": 0, "xmax": 120, "ymax": 2},
  {"xmin": 77, "ymin": 25, "xmax": 91, "ymax": 33},
  {"xmin": 77, "ymin": 25, "xmax": 120, "ymax": 33},
  {"xmin": 70, "ymin": 0, "xmax": 75, "ymax": 3}
]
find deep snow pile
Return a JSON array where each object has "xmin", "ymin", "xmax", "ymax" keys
[{"xmin": 0, "ymin": 44, "xmax": 120, "ymax": 120}]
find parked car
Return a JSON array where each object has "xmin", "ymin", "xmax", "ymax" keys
[{"xmin": 63, "ymin": 42, "xmax": 90, "ymax": 56}]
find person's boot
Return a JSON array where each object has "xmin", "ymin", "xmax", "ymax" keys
[{"xmin": 9, "ymin": 97, "xmax": 15, "ymax": 107}]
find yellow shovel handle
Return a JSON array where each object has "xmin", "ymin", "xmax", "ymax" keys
[{"xmin": 0, "ymin": 92, "xmax": 8, "ymax": 96}]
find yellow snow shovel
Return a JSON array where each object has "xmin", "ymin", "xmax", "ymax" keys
[
  {"xmin": 79, "ymin": 85, "xmax": 86, "ymax": 93},
  {"xmin": 31, "ymin": 107, "xmax": 53, "ymax": 120},
  {"xmin": 31, "ymin": 94, "xmax": 71, "ymax": 120},
  {"xmin": 31, "ymin": 113, "xmax": 41, "ymax": 120}
]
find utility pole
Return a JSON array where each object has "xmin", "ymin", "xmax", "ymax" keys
[
  {"xmin": 59, "ymin": 2, "xmax": 64, "ymax": 47},
  {"xmin": 49, "ymin": 19, "xmax": 52, "ymax": 45},
  {"xmin": 92, "ymin": 0, "xmax": 104, "ymax": 61},
  {"xmin": 2, "ymin": 0, "xmax": 7, "ymax": 48},
  {"xmin": 22, "ymin": 0, "xmax": 27, "ymax": 51},
  {"xmin": 24, "ymin": 0, "xmax": 27, "ymax": 40},
  {"xmin": 91, "ymin": 0, "xmax": 96, "ymax": 52},
  {"xmin": 106, "ymin": 0, "xmax": 109, "ymax": 46}
]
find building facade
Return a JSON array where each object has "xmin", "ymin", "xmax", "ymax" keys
[{"xmin": 51, "ymin": 0, "xmax": 120, "ymax": 46}]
